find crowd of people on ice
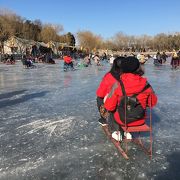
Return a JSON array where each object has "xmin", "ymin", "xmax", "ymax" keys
[
  {"xmin": 151, "ymin": 50, "xmax": 180, "ymax": 69},
  {"xmin": 0, "ymin": 44, "xmax": 56, "ymax": 68},
  {"xmin": 62, "ymin": 50, "xmax": 180, "ymax": 71},
  {"xmin": 1, "ymin": 54, "xmax": 16, "ymax": 65},
  {"xmin": 21, "ymin": 53, "xmax": 56, "ymax": 68},
  {"xmin": 1, "ymin": 47, "xmax": 180, "ymax": 70}
]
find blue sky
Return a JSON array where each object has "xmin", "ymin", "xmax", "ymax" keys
[{"xmin": 0, "ymin": 0, "xmax": 180, "ymax": 39}]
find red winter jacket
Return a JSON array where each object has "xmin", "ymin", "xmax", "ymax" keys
[
  {"xmin": 104, "ymin": 73, "xmax": 158, "ymax": 126},
  {"xmin": 96, "ymin": 72, "xmax": 118, "ymax": 98},
  {"xmin": 63, "ymin": 56, "xmax": 72, "ymax": 64}
]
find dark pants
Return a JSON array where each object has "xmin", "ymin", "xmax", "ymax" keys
[
  {"xmin": 108, "ymin": 113, "xmax": 124, "ymax": 134},
  {"xmin": 64, "ymin": 62, "xmax": 74, "ymax": 69},
  {"xmin": 97, "ymin": 97, "xmax": 123, "ymax": 133}
]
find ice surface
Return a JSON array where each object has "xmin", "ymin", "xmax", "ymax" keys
[{"xmin": 0, "ymin": 59, "xmax": 180, "ymax": 180}]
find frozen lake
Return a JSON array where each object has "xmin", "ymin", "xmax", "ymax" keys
[{"xmin": 0, "ymin": 59, "xmax": 180, "ymax": 180}]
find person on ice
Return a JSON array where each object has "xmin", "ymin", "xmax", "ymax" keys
[
  {"xmin": 104, "ymin": 57, "xmax": 158, "ymax": 141},
  {"xmin": 96, "ymin": 56, "xmax": 125, "ymax": 129},
  {"xmin": 109, "ymin": 54, "xmax": 115, "ymax": 66},
  {"xmin": 63, "ymin": 54, "xmax": 75, "ymax": 71},
  {"xmin": 83, "ymin": 54, "xmax": 91, "ymax": 67}
]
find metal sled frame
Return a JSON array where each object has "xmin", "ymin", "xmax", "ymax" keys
[
  {"xmin": 102, "ymin": 125, "xmax": 129, "ymax": 159},
  {"xmin": 102, "ymin": 94, "xmax": 153, "ymax": 160}
]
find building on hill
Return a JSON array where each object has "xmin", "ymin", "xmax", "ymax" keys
[{"xmin": 3, "ymin": 36, "xmax": 36, "ymax": 55}]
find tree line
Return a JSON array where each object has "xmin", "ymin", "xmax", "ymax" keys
[
  {"xmin": 0, "ymin": 9, "xmax": 180, "ymax": 53},
  {"xmin": 77, "ymin": 31, "xmax": 180, "ymax": 52},
  {"xmin": 0, "ymin": 10, "xmax": 75, "ymax": 52}
]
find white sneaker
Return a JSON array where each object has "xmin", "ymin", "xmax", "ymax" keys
[
  {"xmin": 124, "ymin": 132, "xmax": 132, "ymax": 140},
  {"xmin": 112, "ymin": 131, "xmax": 122, "ymax": 141}
]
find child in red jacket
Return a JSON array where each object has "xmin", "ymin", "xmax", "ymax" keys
[
  {"xmin": 63, "ymin": 54, "xmax": 74, "ymax": 71},
  {"xmin": 104, "ymin": 57, "xmax": 158, "ymax": 141}
]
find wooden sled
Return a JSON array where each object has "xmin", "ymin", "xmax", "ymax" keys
[
  {"xmin": 102, "ymin": 93, "xmax": 154, "ymax": 160},
  {"xmin": 102, "ymin": 122, "xmax": 152, "ymax": 160}
]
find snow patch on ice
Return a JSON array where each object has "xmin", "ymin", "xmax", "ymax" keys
[
  {"xmin": 17, "ymin": 116, "xmax": 76, "ymax": 137},
  {"xmin": 0, "ymin": 157, "xmax": 45, "ymax": 178}
]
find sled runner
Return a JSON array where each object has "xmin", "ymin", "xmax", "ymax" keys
[
  {"xmin": 102, "ymin": 125, "xmax": 129, "ymax": 159},
  {"xmin": 102, "ymin": 121, "xmax": 152, "ymax": 160}
]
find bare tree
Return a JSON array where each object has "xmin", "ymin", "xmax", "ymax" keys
[
  {"xmin": 77, "ymin": 31, "xmax": 103, "ymax": 51},
  {"xmin": 0, "ymin": 11, "xmax": 18, "ymax": 53},
  {"xmin": 40, "ymin": 23, "xmax": 64, "ymax": 43}
]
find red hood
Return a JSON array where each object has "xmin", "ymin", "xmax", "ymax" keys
[{"xmin": 120, "ymin": 73, "xmax": 147, "ymax": 96}]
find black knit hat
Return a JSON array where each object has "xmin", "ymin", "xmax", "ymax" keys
[{"xmin": 121, "ymin": 56, "xmax": 140, "ymax": 73}]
